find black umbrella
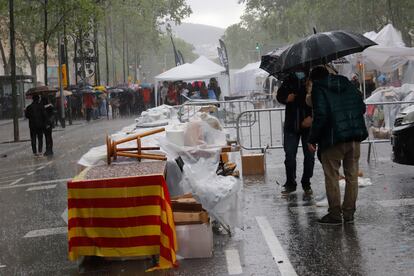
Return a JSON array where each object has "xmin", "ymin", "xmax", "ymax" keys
[
  {"xmin": 260, "ymin": 30, "xmax": 376, "ymax": 76},
  {"xmin": 26, "ymin": 86, "xmax": 58, "ymax": 96}
]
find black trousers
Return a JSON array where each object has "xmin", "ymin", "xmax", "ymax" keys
[
  {"xmin": 30, "ymin": 128, "xmax": 43, "ymax": 154},
  {"xmin": 86, "ymin": 108, "xmax": 92, "ymax": 121},
  {"xmin": 44, "ymin": 127, "xmax": 53, "ymax": 154},
  {"xmin": 283, "ymin": 129, "xmax": 315, "ymax": 188}
]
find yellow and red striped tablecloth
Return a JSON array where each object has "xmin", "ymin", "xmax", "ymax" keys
[{"xmin": 67, "ymin": 174, "xmax": 177, "ymax": 270}]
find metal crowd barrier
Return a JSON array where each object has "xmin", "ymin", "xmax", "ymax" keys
[
  {"xmin": 178, "ymin": 99, "xmax": 256, "ymax": 128},
  {"xmin": 236, "ymin": 100, "xmax": 414, "ymax": 162},
  {"xmin": 236, "ymin": 107, "xmax": 286, "ymax": 151}
]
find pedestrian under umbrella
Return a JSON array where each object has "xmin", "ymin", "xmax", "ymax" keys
[{"xmin": 261, "ymin": 30, "xmax": 377, "ymax": 76}]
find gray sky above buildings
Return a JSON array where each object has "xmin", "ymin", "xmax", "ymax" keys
[{"xmin": 183, "ymin": 0, "xmax": 246, "ymax": 29}]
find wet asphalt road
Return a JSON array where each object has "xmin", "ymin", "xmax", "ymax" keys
[{"xmin": 0, "ymin": 118, "xmax": 413, "ymax": 276}]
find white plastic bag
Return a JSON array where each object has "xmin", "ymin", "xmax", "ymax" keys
[{"xmin": 180, "ymin": 158, "xmax": 242, "ymax": 232}]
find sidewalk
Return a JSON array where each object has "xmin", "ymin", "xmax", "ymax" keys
[{"xmin": 0, "ymin": 118, "xmax": 25, "ymax": 126}]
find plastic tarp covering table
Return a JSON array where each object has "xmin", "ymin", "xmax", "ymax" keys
[
  {"xmin": 158, "ymin": 122, "xmax": 242, "ymax": 233},
  {"xmin": 68, "ymin": 166, "xmax": 178, "ymax": 271}
]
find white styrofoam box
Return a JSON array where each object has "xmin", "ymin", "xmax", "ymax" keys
[{"xmin": 175, "ymin": 223, "xmax": 213, "ymax": 259}]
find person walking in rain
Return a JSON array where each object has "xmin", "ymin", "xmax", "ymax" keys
[
  {"xmin": 25, "ymin": 95, "xmax": 45, "ymax": 156},
  {"xmin": 307, "ymin": 66, "xmax": 368, "ymax": 225},
  {"xmin": 41, "ymin": 96, "xmax": 56, "ymax": 156},
  {"xmin": 208, "ymin": 78, "xmax": 222, "ymax": 100},
  {"xmin": 277, "ymin": 70, "xmax": 315, "ymax": 196}
]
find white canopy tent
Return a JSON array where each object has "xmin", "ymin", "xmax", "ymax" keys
[
  {"xmin": 192, "ymin": 56, "xmax": 230, "ymax": 98},
  {"xmin": 359, "ymin": 24, "xmax": 414, "ymax": 73},
  {"xmin": 232, "ymin": 62, "xmax": 268, "ymax": 96},
  {"xmin": 155, "ymin": 63, "xmax": 218, "ymax": 81},
  {"xmin": 154, "ymin": 63, "xmax": 220, "ymax": 105},
  {"xmin": 192, "ymin": 56, "xmax": 225, "ymax": 72}
]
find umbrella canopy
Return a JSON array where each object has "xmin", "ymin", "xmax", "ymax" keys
[
  {"xmin": 107, "ymin": 88, "xmax": 124, "ymax": 93},
  {"xmin": 56, "ymin": 90, "xmax": 73, "ymax": 97},
  {"xmin": 26, "ymin": 86, "xmax": 58, "ymax": 96},
  {"xmin": 139, "ymin": 83, "xmax": 153, "ymax": 89},
  {"xmin": 94, "ymin": 85, "xmax": 107, "ymax": 92},
  {"xmin": 79, "ymin": 89, "xmax": 95, "ymax": 94},
  {"xmin": 261, "ymin": 30, "xmax": 376, "ymax": 76}
]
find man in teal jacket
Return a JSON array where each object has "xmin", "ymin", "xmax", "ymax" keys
[{"xmin": 307, "ymin": 66, "xmax": 368, "ymax": 225}]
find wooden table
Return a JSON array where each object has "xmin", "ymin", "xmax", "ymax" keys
[{"xmin": 67, "ymin": 161, "xmax": 178, "ymax": 271}]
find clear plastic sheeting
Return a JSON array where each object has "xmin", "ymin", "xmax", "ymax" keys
[
  {"xmin": 158, "ymin": 119, "xmax": 226, "ymax": 164},
  {"xmin": 365, "ymin": 84, "xmax": 414, "ymax": 130},
  {"xmin": 157, "ymin": 122, "xmax": 241, "ymax": 232},
  {"xmin": 180, "ymin": 158, "xmax": 242, "ymax": 233},
  {"xmin": 403, "ymin": 61, "xmax": 414, "ymax": 84},
  {"xmin": 135, "ymin": 105, "xmax": 179, "ymax": 127}
]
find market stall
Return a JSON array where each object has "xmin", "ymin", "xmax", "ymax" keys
[
  {"xmin": 70, "ymin": 105, "xmax": 242, "ymax": 270},
  {"xmin": 232, "ymin": 62, "xmax": 268, "ymax": 96},
  {"xmin": 154, "ymin": 63, "xmax": 220, "ymax": 106},
  {"xmin": 192, "ymin": 56, "xmax": 230, "ymax": 98}
]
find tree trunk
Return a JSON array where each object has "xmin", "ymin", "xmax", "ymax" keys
[
  {"xmin": 94, "ymin": 18, "xmax": 100, "ymax": 86},
  {"xmin": 0, "ymin": 40, "xmax": 10, "ymax": 75},
  {"xmin": 43, "ymin": 0, "xmax": 48, "ymax": 85},
  {"xmin": 29, "ymin": 44, "xmax": 38, "ymax": 82},
  {"xmin": 9, "ymin": 0, "xmax": 19, "ymax": 141},
  {"xmin": 104, "ymin": 13, "xmax": 109, "ymax": 85},
  {"xmin": 109, "ymin": 5, "xmax": 116, "ymax": 84}
]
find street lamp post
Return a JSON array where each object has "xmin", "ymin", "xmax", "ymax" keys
[
  {"xmin": 58, "ymin": 36, "xmax": 66, "ymax": 128},
  {"xmin": 9, "ymin": 0, "xmax": 19, "ymax": 142}
]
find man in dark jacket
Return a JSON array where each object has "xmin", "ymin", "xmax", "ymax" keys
[
  {"xmin": 41, "ymin": 96, "xmax": 55, "ymax": 156},
  {"xmin": 307, "ymin": 66, "xmax": 368, "ymax": 225},
  {"xmin": 25, "ymin": 95, "xmax": 46, "ymax": 156},
  {"xmin": 277, "ymin": 71, "xmax": 315, "ymax": 195}
]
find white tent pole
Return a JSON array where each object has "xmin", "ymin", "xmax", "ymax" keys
[
  {"xmin": 362, "ymin": 61, "xmax": 366, "ymax": 99},
  {"xmin": 227, "ymin": 73, "xmax": 231, "ymax": 97},
  {"xmin": 155, "ymin": 81, "xmax": 158, "ymax": 106}
]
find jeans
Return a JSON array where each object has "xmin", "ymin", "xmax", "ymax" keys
[
  {"xmin": 283, "ymin": 129, "xmax": 315, "ymax": 189},
  {"xmin": 321, "ymin": 141, "xmax": 360, "ymax": 220},
  {"xmin": 30, "ymin": 128, "xmax": 43, "ymax": 154}
]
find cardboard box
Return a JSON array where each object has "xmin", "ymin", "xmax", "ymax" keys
[
  {"xmin": 173, "ymin": 211, "xmax": 209, "ymax": 225},
  {"xmin": 176, "ymin": 223, "xmax": 213, "ymax": 259},
  {"xmin": 241, "ymin": 153, "xmax": 265, "ymax": 175},
  {"xmin": 171, "ymin": 194, "xmax": 204, "ymax": 212},
  {"xmin": 220, "ymin": 152, "xmax": 229, "ymax": 163}
]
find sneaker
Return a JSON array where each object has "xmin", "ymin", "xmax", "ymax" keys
[
  {"xmin": 303, "ymin": 187, "xmax": 313, "ymax": 196},
  {"xmin": 281, "ymin": 185, "xmax": 296, "ymax": 195},
  {"xmin": 318, "ymin": 214, "xmax": 342, "ymax": 225}
]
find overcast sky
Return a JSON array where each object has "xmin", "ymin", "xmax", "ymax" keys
[{"xmin": 183, "ymin": 0, "xmax": 246, "ymax": 29}]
